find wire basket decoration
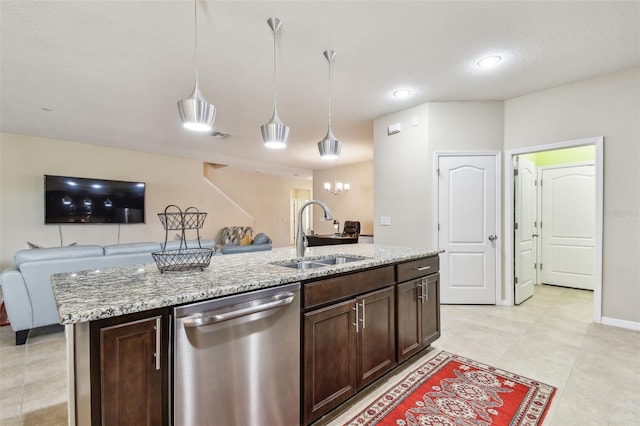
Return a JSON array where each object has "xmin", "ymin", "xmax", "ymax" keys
[{"xmin": 152, "ymin": 205, "xmax": 214, "ymax": 273}]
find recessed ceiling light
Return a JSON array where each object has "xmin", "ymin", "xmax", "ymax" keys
[
  {"xmin": 477, "ymin": 56, "xmax": 502, "ymax": 68},
  {"xmin": 393, "ymin": 88, "xmax": 412, "ymax": 98}
]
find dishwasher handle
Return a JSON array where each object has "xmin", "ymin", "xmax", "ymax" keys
[{"xmin": 182, "ymin": 292, "xmax": 295, "ymax": 328}]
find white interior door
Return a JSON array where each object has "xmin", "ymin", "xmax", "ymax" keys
[
  {"xmin": 514, "ymin": 156, "xmax": 537, "ymax": 304},
  {"xmin": 438, "ymin": 155, "xmax": 498, "ymax": 304},
  {"xmin": 540, "ymin": 164, "xmax": 595, "ymax": 290}
]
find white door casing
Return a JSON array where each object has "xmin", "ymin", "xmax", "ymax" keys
[
  {"xmin": 514, "ymin": 156, "xmax": 537, "ymax": 304},
  {"xmin": 437, "ymin": 154, "xmax": 499, "ymax": 304},
  {"xmin": 540, "ymin": 164, "xmax": 595, "ymax": 290}
]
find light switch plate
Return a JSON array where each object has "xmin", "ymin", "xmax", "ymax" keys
[{"xmin": 380, "ymin": 216, "xmax": 391, "ymax": 226}]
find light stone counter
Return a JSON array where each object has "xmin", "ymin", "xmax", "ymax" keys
[{"xmin": 51, "ymin": 244, "xmax": 442, "ymax": 324}]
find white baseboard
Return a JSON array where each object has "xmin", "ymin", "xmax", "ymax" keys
[{"xmin": 600, "ymin": 316, "xmax": 640, "ymax": 331}]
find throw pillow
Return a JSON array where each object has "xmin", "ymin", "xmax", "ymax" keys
[
  {"xmin": 253, "ymin": 233, "xmax": 271, "ymax": 245},
  {"xmin": 239, "ymin": 234, "xmax": 253, "ymax": 246}
]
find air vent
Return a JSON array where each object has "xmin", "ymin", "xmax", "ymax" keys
[{"xmin": 210, "ymin": 130, "xmax": 231, "ymax": 139}]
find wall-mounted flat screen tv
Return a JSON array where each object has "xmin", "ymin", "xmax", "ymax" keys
[{"xmin": 44, "ymin": 175, "xmax": 145, "ymax": 224}]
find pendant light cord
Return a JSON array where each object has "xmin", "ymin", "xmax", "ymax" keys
[
  {"xmin": 272, "ymin": 24, "xmax": 278, "ymax": 110},
  {"xmin": 193, "ymin": 0, "xmax": 199, "ymax": 82},
  {"xmin": 327, "ymin": 55, "xmax": 332, "ymax": 127}
]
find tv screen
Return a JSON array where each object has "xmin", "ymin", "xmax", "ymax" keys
[{"xmin": 44, "ymin": 175, "xmax": 145, "ymax": 224}]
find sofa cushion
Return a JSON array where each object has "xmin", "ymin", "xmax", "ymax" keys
[
  {"xmin": 162, "ymin": 239, "xmax": 216, "ymax": 251},
  {"xmin": 252, "ymin": 233, "xmax": 272, "ymax": 245},
  {"xmin": 219, "ymin": 243, "xmax": 272, "ymax": 255},
  {"xmin": 14, "ymin": 245, "xmax": 104, "ymax": 267},
  {"xmin": 20, "ymin": 255, "xmax": 107, "ymax": 328},
  {"xmin": 104, "ymin": 242, "xmax": 161, "ymax": 256}
]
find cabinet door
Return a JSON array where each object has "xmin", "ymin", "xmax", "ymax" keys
[
  {"xmin": 396, "ymin": 280, "xmax": 421, "ymax": 364},
  {"xmin": 303, "ymin": 299, "xmax": 357, "ymax": 425},
  {"xmin": 420, "ymin": 273, "xmax": 441, "ymax": 347},
  {"xmin": 357, "ymin": 286, "xmax": 396, "ymax": 389},
  {"xmin": 100, "ymin": 316, "xmax": 163, "ymax": 426}
]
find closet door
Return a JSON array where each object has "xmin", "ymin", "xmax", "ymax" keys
[{"xmin": 540, "ymin": 164, "xmax": 595, "ymax": 290}]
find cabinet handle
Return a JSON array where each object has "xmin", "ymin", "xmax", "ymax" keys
[
  {"xmin": 416, "ymin": 278, "xmax": 429, "ymax": 303},
  {"xmin": 353, "ymin": 303, "xmax": 359, "ymax": 333},
  {"xmin": 154, "ymin": 317, "xmax": 161, "ymax": 371},
  {"xmin": 414, "ymin": 265, "xmax": 431, "ymax": 271},
  {"xmin": 360, "ymin": 300, "xmax": 366, "ymax": 329},
  {"xmin": 416, "ymin": 279, "xmax": 429, "ymax": 303}
]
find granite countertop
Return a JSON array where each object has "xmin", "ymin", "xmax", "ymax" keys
[{"xmin": 51, "ymin": 244, "xmax": 442, "ymax": 325}]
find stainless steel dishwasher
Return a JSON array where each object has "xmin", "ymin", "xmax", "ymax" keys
[{"xmin": 173, "ymin": 282, "xmax": 300, "ymax": 426}]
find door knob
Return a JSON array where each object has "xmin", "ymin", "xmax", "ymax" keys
[
  {"xmin": 488, "ymin": 235, "xmax": 497, "ymax": 241},
  {"xmin": 532, "ymin": 233, "xmax": 539, "ymax": 237}
]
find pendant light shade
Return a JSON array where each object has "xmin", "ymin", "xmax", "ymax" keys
[
  {"xmin": 317, "ymin": 125, "xmax": 341, "ymax": 160},
  {"xmin": 261, "ymin": 17, "xmax": 289, "ymax": 149},
  {"xmin": 318, "ymin": 50, "xmax": 341, "ymax": 159},
  {"xmin": 177, "ymin": 0, "xmax": 215, "ymax": 132},
  {"xmin": 177, "ymin": 80, "xmax": 216, "ymax": 132}
]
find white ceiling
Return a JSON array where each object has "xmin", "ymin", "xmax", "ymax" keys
[{"xmin": 2, "ymin": 1, "xmax": 639, "ymax": 179}]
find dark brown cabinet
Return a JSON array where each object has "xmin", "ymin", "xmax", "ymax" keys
[
  {"xmin": 396, "ymin": 257, "xmax": 440, "ymax": 364},
  {"xmin": 356, "ymin": 287, "xmax": 396, "ymax": 389},
  {"xmin": 90, "ymin": 309, "xmax": 169, "ymax": 426},
  {"xmin": 302, "ymin": 267, "xmax": 396, "ymax": 425},
  {"xmin": 303, "ymin": 299, "xmax": 357, "ymax": 425}
]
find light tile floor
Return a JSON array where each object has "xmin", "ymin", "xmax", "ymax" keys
[{"xmin": 0, "ymin": 284, "xmax": 638, "ymax": 425}]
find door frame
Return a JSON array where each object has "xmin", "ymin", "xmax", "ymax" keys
[
  {"xmin": 504, "ymin": 136, "xmax": 604, "ymax": 322},
  {"xmin": 434, "ymin": 151, "xmax": 502, "ymax": 305}
]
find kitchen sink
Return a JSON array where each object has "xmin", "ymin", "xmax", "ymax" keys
[
  {"xmin": 272, "ymin": 255, "xmax": 367, "ymax": 269},
  {"xmin": 313, "ymin": 256, "xmax": 366, "ymax": 265}
]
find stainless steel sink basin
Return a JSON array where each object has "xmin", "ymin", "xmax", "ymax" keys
[
  {"xmin": 313, "ymin": 256, "xmax": 366, "ymax": 265},
  {"xmin": 272, "ymin": 255, "xmax": 367, "ymax": 269}
]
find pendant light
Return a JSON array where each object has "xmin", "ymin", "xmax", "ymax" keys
[
  {"xmin": 261, "ymin": 18, "xmax": 289, "ymax": 149},
  {"xmin": 317, "ymin": 50, "xmax": 341, "ymax": 160},
  {"xmin": 177, "ymin": 0, "xmax": 216, "ymax": 132}
]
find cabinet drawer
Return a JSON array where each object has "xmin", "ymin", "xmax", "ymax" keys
[
  {"xmin": 396, "ymin": 256, "xmax": 439, "ymax": 282},
  {"xmin": 304, "ymin": 266, "xmax": 395, "ymax": 309}
]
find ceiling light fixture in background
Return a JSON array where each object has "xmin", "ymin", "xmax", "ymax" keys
[
  {"xmin": 317, "ymin": 50, "xmax": 341, "ymax": 160},
  {"xmin": 261, "ymin": 17, "xmax": 289, "ymax": 149},
  {"xmin": 477, "ymin": 55, "xmax": 502, "ymax": 68},
  {"xmin": 324, "ymin": 160, "xmax": 349, "ymax": 195},
  {"xmin": 324, "ymin": 181, "xmax": 350, "ymax": 195},
  {"xmin": 177, "ymin": 0, "xmax": 216, "ymax": 132},
  {"xmin": 393, "ymin": 88, "xmax": 412, "ymax": 98}
]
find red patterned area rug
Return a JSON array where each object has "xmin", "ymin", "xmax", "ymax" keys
[{"xmin": 345, "ymin": 351, "xmax": 556, "ymax": 426}]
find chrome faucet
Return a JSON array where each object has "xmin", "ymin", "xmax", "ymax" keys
[{"xmin": 297, "ymin": 200, "xmax": 333, "ymax": 257}]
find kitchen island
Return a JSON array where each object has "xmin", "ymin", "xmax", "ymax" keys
[{"xmin": 52, "ymin": 244, "xmax": 442, "ymax": 425}]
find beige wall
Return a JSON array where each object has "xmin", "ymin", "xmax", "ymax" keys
[
  {"xmin": 373, "ymin": 102, "xmax": 504, "ymax": 246},
  {"xmin": 0, "ymin": 133, "xmax": 309, "ymax": 268},
  {"xmin": 204, "ymin": 164, "xmax": 312, "ymax": 247},
  {"xmin": 312, "ymin": 161, "xmax": 373, "ymax": 236},
  {"xmin": 374, "ymin": 104, "xmax": 430, "ymax": 245},
  {"xmin": 505, "ymin": 67, "xmax": 640, "ymax": 323}
]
